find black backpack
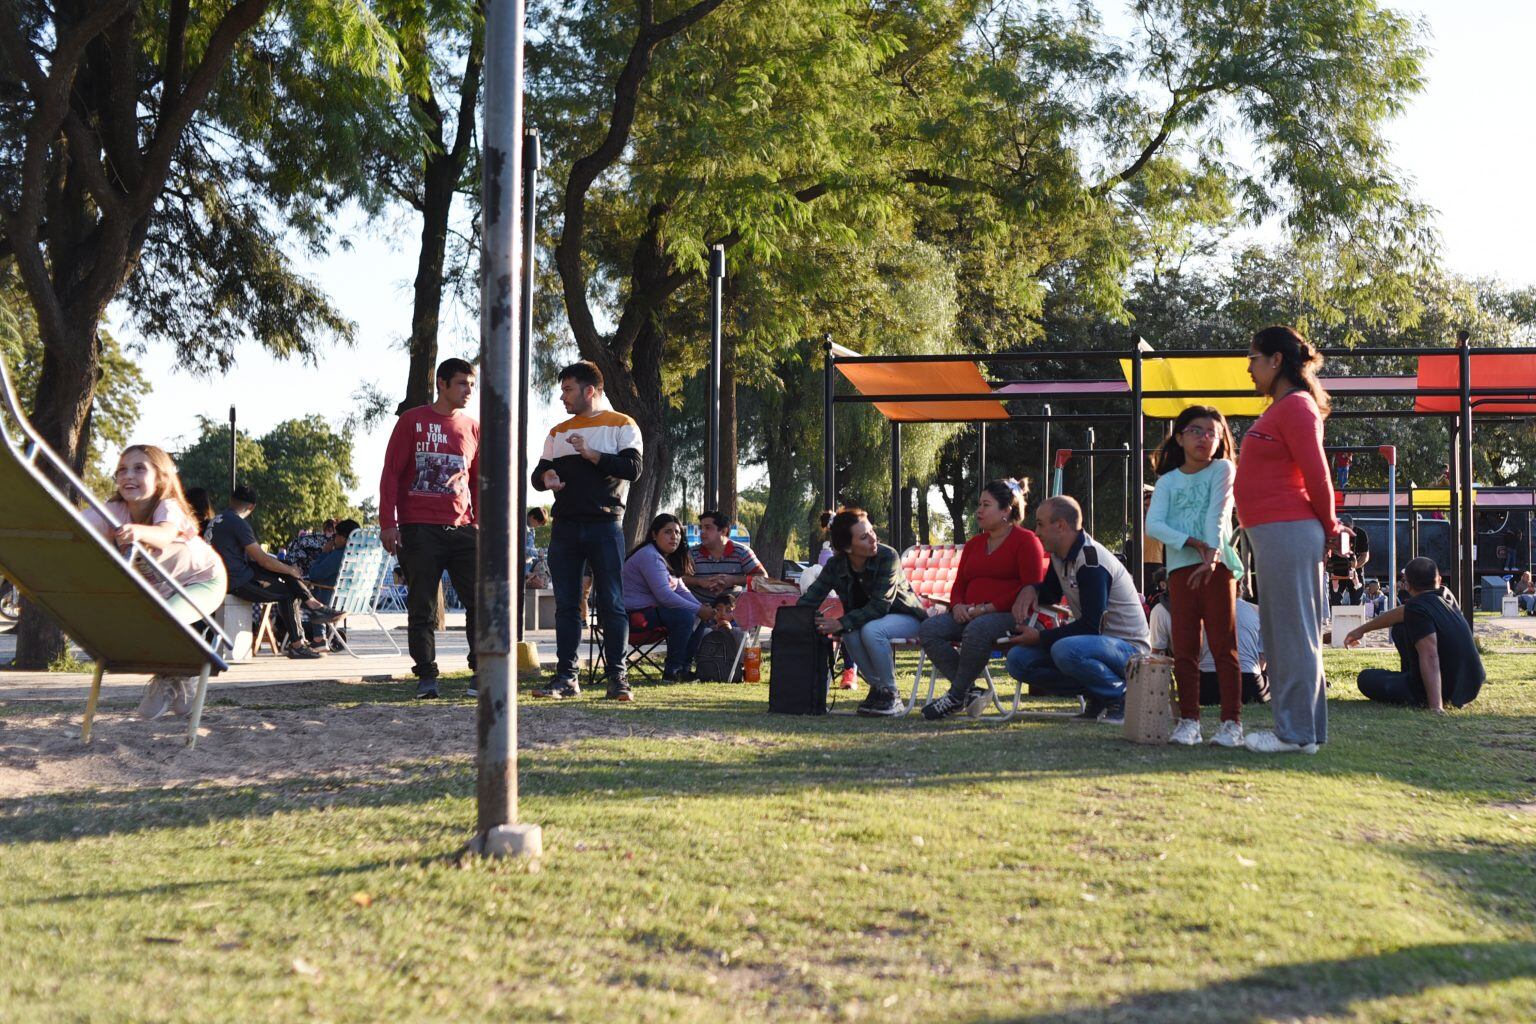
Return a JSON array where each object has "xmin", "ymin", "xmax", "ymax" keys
[
  {"xmin": 695, "ymin": 628, "xmax": 744, "ymax": 683},
  {"xmin": 767, "ymin": 605, "xmax": 833, "ymax": 715}
]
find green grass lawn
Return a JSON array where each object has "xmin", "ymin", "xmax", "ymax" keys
[{"xmin": 3, "ymin": 647, "xmax": 1534, "ymax": 1022}]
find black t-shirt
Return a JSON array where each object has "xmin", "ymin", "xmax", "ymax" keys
[
  {"xmin": 1351, "ymin": 525, "xmax": 1371, "ymax": 559},
  {"xmin": 211, "ymin": 508, "xmax": 259, "ymax": 588},
  {"xmin": 1402, "ymin": 588, "xmax": 1484, "ymax": 707}
]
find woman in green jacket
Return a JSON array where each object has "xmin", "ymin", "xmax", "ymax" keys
[{"xmin": 797, "ymin": 507, "xmax": 926, "ymax": 716}]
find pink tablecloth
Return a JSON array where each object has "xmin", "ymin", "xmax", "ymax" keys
[{"xmin": 733, "ymin": 590, "xmax": 843, "ymax": 631}]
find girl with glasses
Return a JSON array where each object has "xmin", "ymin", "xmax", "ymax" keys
[{"xmin": 1146, "ymin": 406, "xmax": 1245, "ymax": 747}]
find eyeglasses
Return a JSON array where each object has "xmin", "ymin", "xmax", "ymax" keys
[{"xmin": 1181, "ymin": 426, "xmax": 1221, "ymax": 439}]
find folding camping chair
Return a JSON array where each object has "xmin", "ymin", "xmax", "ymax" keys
[
  {"xmin": 0, "ymin": 358, "xmax": 231, "ymax": 748},
  {"xmin": 314, "ymin": 528, "xmax": 402, "ymax": 658},
  {"xmin": 586, "ymin": 608, "xmax": 669, "ymax": 686}
]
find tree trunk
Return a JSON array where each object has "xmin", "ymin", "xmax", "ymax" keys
[
  {"xmin": 939, "ymin": 454, "xmax": 968, "ymax": 544},
  {"xmin": 754, "ymin": 416, "xmax": 803, "ymax": 578},
  {"xmin": 915, "ymin": 477, "xmax": 930, "ymax": 545},
  {"xmin": 397, "ymin": 157, "xmax": 458, "ymax": 414},
  {"xmin": 13, "ymin": 311, "xmax": 103, "ymax": 669},
  {"xmin": 719, "ymin": 329, "xmax": 738, "ymax": 526},
  {"xmin": 604, "ymin": 319, "xmax": 672, "ymax": 549}
]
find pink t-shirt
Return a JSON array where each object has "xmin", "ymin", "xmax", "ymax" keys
[
  {"xmin": 85, "ymin": 498, "xmax": 224, "ymax": 597},
  {"xmin": 1233, "ymin": 390, "xmax": 1337, "ymax": 532}
]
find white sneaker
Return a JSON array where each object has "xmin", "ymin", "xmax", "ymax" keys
[
  {"xmin": 1243, "ymin": 729, "xmax": 1319, "ymax": 754},
  {"xmin": 135, "ymin": 678, "xmax": 174, "ymax": 721},
  {"xmin": 1209, "ymin": 719, "xmax": 1245, "ymax": 748},
  {"xmin": 1169, "ymin": 718, "xmax": 1202, "ymax": 745},
  {"xmin": 169, "ymin": 678, "xmax": 197, "ymax": 718},
  {"xmin": 964, "ymin": 687, "xmax": 992, "ymax": 718}
]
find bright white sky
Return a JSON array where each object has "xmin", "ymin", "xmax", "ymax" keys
[{"xmin": 108, "ymin": 0, "xmax": 1536, "ymax": 508}]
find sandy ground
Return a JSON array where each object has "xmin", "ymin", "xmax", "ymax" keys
[{"xmin": 0, "ymin": 685, "xmax": 694, "ymax": 799}]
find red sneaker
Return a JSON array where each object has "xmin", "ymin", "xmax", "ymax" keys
[{"xmin": 838, "ymin": 667, "xmax": 857, "ymax": 690}]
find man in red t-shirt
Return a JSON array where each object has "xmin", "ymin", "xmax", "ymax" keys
[{"xmin": 380, "ymin": 358, "xmax": 480, "ymax": 699}]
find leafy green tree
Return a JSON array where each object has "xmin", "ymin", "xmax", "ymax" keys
[
  {"xmin": 0, "ymin": 267, "xmax": 150, "ymax": 496},
  {"xmin": 363, "ymin": 0, "xmax": 486, "ymax": 413},
  {"xmin": 0, "ymin": 1, "xmax": 396, "ymax": 666},
  {"xmin": 177, "ymin": 416, "xmax": 361, "ymax": 546},
  {"xmin": 531, "ymin": 0, "xmax": 1432, "ymax": 548}
]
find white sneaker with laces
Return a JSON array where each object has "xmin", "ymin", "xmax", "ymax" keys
[
  {"xmin": 135, "ymin": 677, "xmax": 174, "ymax": 721},
  {"xmin": 1209, "ymin": 719, "xmax": 1245, "ymax": 748},
  {"xmin": 1168, "ymin": 718, "xmax": 1202, "ymax": 745},
  {"xmin": 964, "ymin": 687, "xmax": 992, "ymax": 718},
  {"xmin": 1243, "ymin": 729, "xmax": 1319, "ymax": 754}
]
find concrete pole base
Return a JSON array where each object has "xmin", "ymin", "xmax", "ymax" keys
[
  {"xmin": 516, "ymin": 640, "xmax": 542, "ymax": 673},
  {"xmin": 467, "ymin": 823, "xmax": 543, "ymax": 860}
]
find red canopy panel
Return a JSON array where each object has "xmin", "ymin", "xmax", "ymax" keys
[
  {"xmin": 836, "ymin": 359, "xmax": 1008, "ymax": 422},
  {"xmin": 1416, "ymin": 354, "xmax": 1536, "ymax": 414}
]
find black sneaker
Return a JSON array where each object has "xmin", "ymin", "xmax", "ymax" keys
[
  {"xmin": 660, "ymin": 669, "xmax": 696, "ymax": 683},
  {"xmin": 287, "ymin": 644, "xmax": 322, "ymax": 660},
  {"xmin": 534, "ymin": 680, "xmax": 580, "ymax": 699},
  {"xmin": 857, "ymin": 690, "xmax": 903, "ymax": 717},
  {"xmin": 415, "ymin": 678, "xmax": 440, "ymax": 699},
  {"xmin": 922, "ymin": 690, "xmax": 971, "ymax": 721},
  {"xmin": 1072, "ymin": 696, "xmax": 1106, "ymax": 721},
  {"xmin": 464, "ymin": 680, "xmax": 478, "ymax": 699},
  {"xmin": 308, "ymin": 606, "xmax": 347, "ymax": 624},
  {"xmin": 605, "ymin": 678, "xmax": 634, "ymax": 702},
  {"xmin": 1099, "ymin": 699, "xmax": 1125, "ymax": 725}
]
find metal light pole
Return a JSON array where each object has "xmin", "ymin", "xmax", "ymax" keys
[
  {"xmin": 706, "ymin": 245, "xmax": 725, "ymax": 512},
  {"xmin": 227, "ymin": 405, "xmax": 237, "ymax": 495},
  {"xmin": 468, "ymin": 0, "xmax": 540, "ymax": 860},
  {"xmin": 515, "ymin": 128, "xmax": 540, "ymax": 645}
]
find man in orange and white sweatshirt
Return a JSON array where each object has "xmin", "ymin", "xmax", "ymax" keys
[
  {"xmin": 530, "ymin": 360, "xmax": 643, "ymax": 701},
  {"xmin": 379, "ymin": 358, "xmax": 480, "ymax": 699}
]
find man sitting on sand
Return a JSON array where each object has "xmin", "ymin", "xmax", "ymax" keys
[{"xmin": 1344, "ymin": 557, "xmax": 1483, "ymax": 712}]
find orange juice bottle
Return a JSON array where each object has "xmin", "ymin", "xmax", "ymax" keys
[{"xmin": 743, "ymin": 644, "xmax": 762, "ymax": 682}]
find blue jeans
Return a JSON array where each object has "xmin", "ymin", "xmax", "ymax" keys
[
  {"xmin": 640, "ymin": 605, "xmax": 707, "ymax": 675},
  {"xmin": 548, "ymin": 519, "xmax": 626, "ymax": 683},
  {"xmin": 1006, "ymin": 634, "xmax": 1139, "ymax": 702},
  {"xmin": 840, "ymin": 613, "xmax": 923, "ymax": 696}
]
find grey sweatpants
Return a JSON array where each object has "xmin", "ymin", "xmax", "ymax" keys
[
  {"xmin": 1248, "ymin": 519, "xmax": 1328, "ymax": 745},
  {"xmin": 918, "ymin": 610, "xmax": 1017, "ymax": 699}
]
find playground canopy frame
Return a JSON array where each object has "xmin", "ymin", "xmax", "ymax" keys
[{"xmin": 821, "ymin": 335, "xmax": 1536, "ymax": 625}]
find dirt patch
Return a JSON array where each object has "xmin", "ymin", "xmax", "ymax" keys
[{"xmin": 0, "ymin": 692, "xmax": 702, "ymax": 799}]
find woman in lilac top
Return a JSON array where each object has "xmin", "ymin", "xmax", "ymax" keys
[{"xmin": 622, "ymin": 514, "xmax": 717, "ymax": 681}]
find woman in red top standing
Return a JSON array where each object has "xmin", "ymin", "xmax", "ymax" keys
[
  {"xmin": 919, "ymin": 479, "xmax": 1048, "ymax": 719},
  {"xmin": 1234, "ymin": 326, "xmax": 1343, "ymax": 754}
]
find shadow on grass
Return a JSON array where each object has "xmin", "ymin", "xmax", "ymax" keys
[
  {"xmin": 1392, "ymin": 839, "xmax": 1536, "ymax": 932},
  {"xmin": 968, "ymin": 941, "xmax": 1536, "ymax": 1024},
  {"xmin": 0, "ymin": 761, "xmax": 469, "ymax": 845}
]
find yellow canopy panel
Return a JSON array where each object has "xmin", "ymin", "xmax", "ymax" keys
[
  {"xmin": 1409, "ymin": 488, "xmax": 1476, "ymax": 510},
  {"xmin": 836, "ymin": 358, "xmax": 1008, "ymax": 422},
  {"xmin": 1118, "ymin": 356, "xmax": 1270, "ymax": 418}
]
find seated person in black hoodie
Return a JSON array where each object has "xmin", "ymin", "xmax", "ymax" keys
[{"xmin": 1343, "ymin": 557, "xmax": 1484, "ymax": 712}]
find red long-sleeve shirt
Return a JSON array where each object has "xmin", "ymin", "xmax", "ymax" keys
[
  {"xmin": 951, "ymin": 526, "xmax": 1049, "ymax": 609},
  {"xmin": 379, "ymin": 406, "xmax": 480, "ymax": 530},
  {"xmin": 1233, "ymin": 390, "xmax": 1336, "ymax": 532}
]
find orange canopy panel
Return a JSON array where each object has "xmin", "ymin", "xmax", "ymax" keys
[
  {"xmin": 1118, "ymin": 356, "xmax": 1270, "ymax": 418},
  {"xmin": 836, "ymin": 359, "xmax": 1008, "ymax": 422},
  {"xmin": 1416, "ymin": 354, "xmax": 1536, "ymax": 414}
]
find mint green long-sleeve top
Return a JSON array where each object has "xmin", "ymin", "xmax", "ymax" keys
[{"xmin": 1145, "ymin": 460, "xmax": 1243, "ymax": 578}]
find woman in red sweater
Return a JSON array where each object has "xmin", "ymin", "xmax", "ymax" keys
[
  {"xmin": 1234, "ymin": 325, "xmax": 1343, "ymax": 754},
  {"xmin": 919, "ymin": 479, "xmax": 1048, "ymax": 719}
]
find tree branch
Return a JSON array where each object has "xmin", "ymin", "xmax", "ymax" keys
[
  {"xmin": 163, "ymin": 0, "xmax": 190, "ymax": 103},
  {"xmin": 449, "ymin": 18, "xmax": 485, "ymax": 165},
  {"xmin": 1089, "ymin": 86, "xmax": 1213, "ymax": 197},
  {"xmin": 133, "ymin": 0, "xmax": 272, "ymax": 222},
  {"xmin": 554, "ymin": 0, "xmax": 732, "ymax": 357}
]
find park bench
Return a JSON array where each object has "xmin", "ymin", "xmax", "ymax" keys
[{"xmin": 0, "ymin": 357, "xmax": 232, "ymax": 748}]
